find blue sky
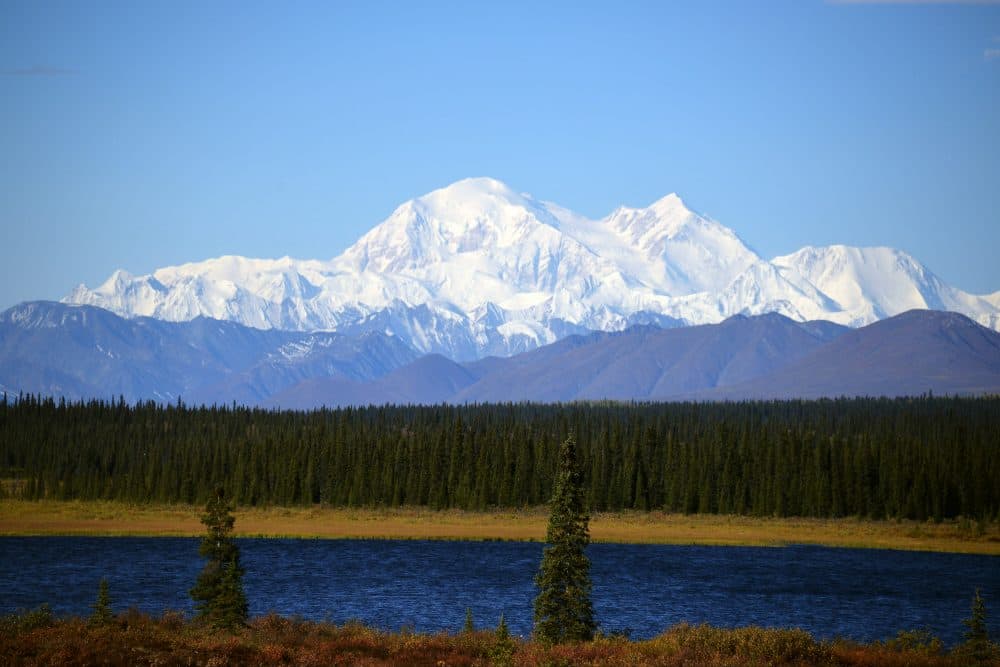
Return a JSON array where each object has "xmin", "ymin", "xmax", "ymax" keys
[{"xmin": 2, "ymin": 0, "xmax": 998, "ymax": 310}]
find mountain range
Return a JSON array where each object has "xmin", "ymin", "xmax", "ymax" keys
[
  {"xmin": 0, "ymin": 301, "xmax": 416, "ymax": 404},
  {"xmin": 3, "ymin": 302, "xmax": 998, "ymax": 406},
  {"xmin": 6, "ymin": 177, "xmax": 997, "ymax": 405},
  {"xmin": 62, "ymin": 177, "xmax": 1000, "ymax": 361},
  {"xmin": 266, "ymin": 309, "xmax": 1000, "ymax": 407}
]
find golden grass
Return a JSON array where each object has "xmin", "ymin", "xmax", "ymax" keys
[{"xmin": 0, "ymin": 500, "xmax": 998, "ymax": 555}]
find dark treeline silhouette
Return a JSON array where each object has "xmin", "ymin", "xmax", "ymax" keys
[{"xmin": 1, "ymin": 394, "xmax": 998, "ymax": 520}]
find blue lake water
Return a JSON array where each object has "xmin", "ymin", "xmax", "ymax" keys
[{"xmin": 0, "ymin": 537, "xmax": 996, "ymax": 645}]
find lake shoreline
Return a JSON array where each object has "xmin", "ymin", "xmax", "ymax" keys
[{"xmin": 1, "ymin": 500, "xmax": 997, "ymax": 555}]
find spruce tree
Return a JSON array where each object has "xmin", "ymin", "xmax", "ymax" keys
[
  {"xmin": 533, "ymin": 434, "xmax": 595, "ymax": 644},
  {"xmin": 190, "ymin": 487, "xmax": 248, "ymax": 629},
  {"xmin": 961, "ymin": 588, "xmax": 995, "ymax": 664},
  {"xmin": 463, "ymin": 607, "xmax": 475, "ymax": 633},
  {"xmin": 496, "ymin": 612, "xmax": 511, "ymax": 642},
  {"xmin": 88, "ymin": 578, "xmax": 113, "ymax": 627},
  {"xmin": 489, "ymin": 613, "xmax": 516, "ymax": 667}
]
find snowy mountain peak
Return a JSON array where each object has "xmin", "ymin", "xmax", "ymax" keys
[
  {"xmin": 93, "ymin": 268, "xmax": 143, "ymax": 295},
  {"xmin": 773, "ymin": 244, "xmax": 935, "ymax": 317},
  {"xmin": 340, "ymin": 177, "xmax": 571, "ymax": 277},
  {"xmin": 596, "ymin": 192, "xmax": 758, "ymax": 295},
  {"xmin": 408, "ymin": 177, "xmax": 551, "ymax": 226},
  {"xmin": 607, "ymin": 193, "xmax": 690, "ymax": 236},
  {"xmin": 771, "ymin": 244, "xmax": 999, "ymax": 329},
  {"xmin": 647, "ymin": 191, "xmax": 689, "ymax": 217},
  {"xmin": 414, "ymin": 176, "xmax": 564, "ymax": 236},
  {"xmin": 428, "ymin": 176, "xmax": 521, "ymax": 199},
  {"xmin": 61, "ymin": 178, "xmax": 1000, "ymax": 359}
]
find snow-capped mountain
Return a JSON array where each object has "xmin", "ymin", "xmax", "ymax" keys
[
  {"xmin": 773, "ymin": 245, "xmax": 1000, "ymax": 330},
  {"xmin": 64, "ymin": 177, "xmax": 1000, "ymax": 360}
]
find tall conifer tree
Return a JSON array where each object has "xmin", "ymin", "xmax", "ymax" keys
[
  {"xmin": 88, "ymin": 578, "xmax": 113, "ymax": 627},
  {"xmin": 533, "ymin": 434, "xmax": 595, "ymax": 643},
  {"xmin": 190, "ymin": 487, "xmax": 248, "ymax": 628},
  {"xmin": 961, "ymin": 588, "xmax": 995, "ymax": 664}
]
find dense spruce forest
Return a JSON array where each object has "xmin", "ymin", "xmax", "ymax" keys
[{"xmin": 1, "ymin": 394, "xmax": 998, "ymax": 520}]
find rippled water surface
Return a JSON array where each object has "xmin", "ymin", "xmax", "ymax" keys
[{"xmin": 0, "ymin": 538, "xmax": 996, "ymax": 644}]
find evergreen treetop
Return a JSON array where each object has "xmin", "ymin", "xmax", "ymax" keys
[
  {"xmin": 490, "ymin": 613, "xmax": 516, "ymax": 667},
  {"xmin": 190, "ymin": 488, "xmax": 248, "ymax": 629},
  {"xmin": 88, "ymin": 578, "xmax": 113, "ymax": 628},
  {"xmin": 534, "ymin": 434, "xmax": 595, "ymax": 644},
  {"xmin": 463, "ymin": 607, "xmax": 475, "ymax": 634},
  {"xmin": 961, "ymin": 588, "xmax": 995, "ymax": 664}
]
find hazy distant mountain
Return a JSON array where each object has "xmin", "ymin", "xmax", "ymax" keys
[
  {"xmin": 264, "ymin": 354, "xmax": 481, "ymax": 410},
  {"xmin": 263, "ymin": 312, "xmax": 843, "ymax": 407},
  {"xmin": 0, "ymin": 301, "xmax": 417, "ymax": 403},
  {"xmin": 3, "ymin": 304, "xmax": 996, "ymax": 406},
  {"xmin": 454, "ymin": 314, "xmax": 848, "ymax": 403},
  {"xmin": 264, "ymin": 310, "xmax": 1000, "ymax": 408},
  {"xmin": 63, "ymin": 178, "xmax": 1000, "ymax": 360},
  {"xmin": 698, "ymin": 309, "xmax": 1000, "ymax": 400}
]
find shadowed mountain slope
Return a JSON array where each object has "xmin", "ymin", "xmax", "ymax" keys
[
  {"xmin": 697, "ymin": 310, "xmax": 1000, "ymax": 400},
  {"xmin": 4, "ymin": 303, "xmax": 997, "ymax": 406},
  {"xmin": 264, "ymin": 354, "xmax": 479, "ymax": 409},
  {"xmin": 267, "ymin": 310, "xmax": 1000, "ymax": 407},
  {"xmin": 454, "ymin": 314, "xmax": 846, "ymax": 403},
  {"xmin": 0, "ymin": 302, "xmax": 417, "ymax": 403}
]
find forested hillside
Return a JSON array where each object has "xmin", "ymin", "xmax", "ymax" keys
[{"xmin": 1, "ymin": 395, "xmax": 997, "ymax": 520}]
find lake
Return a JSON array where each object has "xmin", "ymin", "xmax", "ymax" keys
[{"xmin": 0, "ymin": 538, "xmax": 996, "ymax": 645}]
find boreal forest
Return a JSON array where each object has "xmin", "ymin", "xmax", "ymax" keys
[{"xmin": 1, "ymin": 395, "xmax": 997, "ymax": 521}]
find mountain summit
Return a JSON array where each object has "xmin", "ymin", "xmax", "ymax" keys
[{"xmin": 64, "ymin": 178, "xmax": 1000, "ymax": 360}]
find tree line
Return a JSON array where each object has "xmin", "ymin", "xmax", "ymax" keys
[{"xmin": 1, "ymin": 394, "xmax": 998, "ymax": 520}]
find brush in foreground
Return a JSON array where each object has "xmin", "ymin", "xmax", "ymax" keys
[{"xmin": 1, "ymin": 609, "xmax": 998, "ymax": 666}]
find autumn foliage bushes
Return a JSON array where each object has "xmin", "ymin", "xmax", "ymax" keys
[
  {"xmin": 1, "ymin": 610, "xmax": 997, "ymax": 667},
  {"xmin": 0, "ymin": 610, "xmax": 491, "ymax": 667}
]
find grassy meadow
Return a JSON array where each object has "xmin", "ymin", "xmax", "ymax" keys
[{"xmin": 1, "ymin": 500, "xmax": 998, "ymax": 554}]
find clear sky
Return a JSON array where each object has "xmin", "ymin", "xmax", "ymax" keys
[{"xmin": 2, "ymin": 0, "xmax": 998, "ymax": 310}]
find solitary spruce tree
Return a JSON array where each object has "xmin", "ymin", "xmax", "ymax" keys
[
  {"xmin": 463, "ymin": 607, "xmax": 475, "ymax": 634},
  {"xmin": 490, "ymin": 613, "xmax": 516, "ymax": 667},
  {"xmin": 88, "ymin": 578, "xmax": 113, "ymax": 627},
  {"xmin": 190, "ymin": 488, "xmax": 248, "ymax": 629},
  {"xmin": 534, "ymin": 434, "xmax": 595, "ymax": 643},
  {"xmin": 961, "ymin": 588, "xmax": 994, "ymax": 664}
]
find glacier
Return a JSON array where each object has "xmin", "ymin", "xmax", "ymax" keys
[{"xmin": 63, "ymin": 177, "xmax": 1000, "ymax": 360}]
